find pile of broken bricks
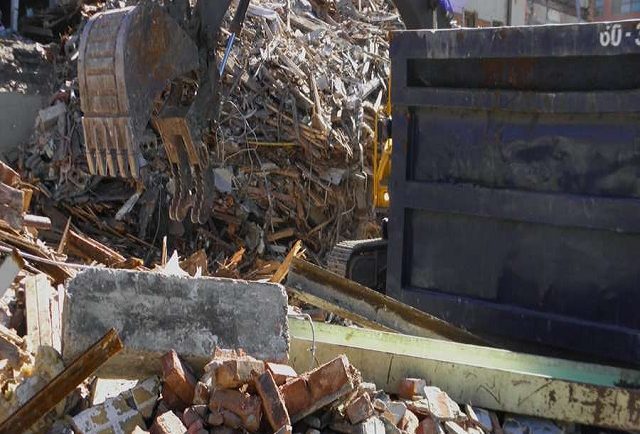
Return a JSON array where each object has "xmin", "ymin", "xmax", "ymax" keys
[{"xmin": 68, "ymin": 348, "xmax": 508, "ymax": 434}]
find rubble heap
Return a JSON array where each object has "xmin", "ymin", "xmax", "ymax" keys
[
  {"xmin": 16, "ymin": 0, "xmax": 402, "ymax": 277},
  {"xmin": 66, "ymin": 349, "xmax": 512, "ymax": 434}
]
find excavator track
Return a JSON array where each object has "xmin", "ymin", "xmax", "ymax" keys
[{"xmin": 327, "ymin": 238, "xmax": 388, "ymax": 291}]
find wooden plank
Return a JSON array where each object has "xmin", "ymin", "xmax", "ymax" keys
[
  {"xmin": 24, "ymin": 274, "xmax": 54, "ymax": 351},
  {"xmin": 270, "ymin": 240, "xmax": 303, "ymax": 284},
  {"xmin": 0, "ymin": 250, "xmax": 24, "ymax": 298},
  {"xmin": 179, "ymin": 249, "xmax": 208, "ymax": 276},
  {"xmin": 23, "ymin": 214, "xmax": 52, "ymax": 230},
  {"xmin": 0, "ymin": 182, "xmax": 24, "ymax": 213},
  {"xmin": 267, "ymin": 228, "xmax": 295, "ymax": 242},
  {"xmin": 0, "ymin": 228, "xmax": 72, "ymax": 284},
  {"xmin": 0, "ymin": 328, "xmax": 123, "ymax": 434},
  {"xmin": 287, "ymin": 286, "xmax": 393, "ymax": 333},
  {"xmin": 66, "ymin": 229, "xmax": 126, "ymax": 266},
  {"xmin": 24, "ymin": 275, "xmax": 41, "ymax": 350},
  {"xmin": 0, "ymin": 161, "xmax": 20, "ymax": 186},
  {"xmin": 35, "ymin": 275, "xmax": 53, "ymax": 349},
  {"xmin": 50, "ymin": 285, "xmax": 62, "ymax": 353},
  {"xmin": 287, "ymin": 258, "xmax": 486, "ymax": 345},
  {"xmin": 289, "ymin": 318, "xmax": 640, "ymax": 432},
  {"xmin": 0, "ymin": 205, "xmax": 23, "ymax": 231},
  {"xmin": 57, "ymin": 217, "xmax": 72, "ymax": 254}
]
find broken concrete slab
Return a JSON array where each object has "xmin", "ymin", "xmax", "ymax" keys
[
  {"xmin": 151, "ymin": 411, "xmax": 187, "ymax": 434},
  {"xmin": 62, "ymin": 269, "xmax": 289, "ymax": 377},
  {"xmin": 72, "ymin": 396, "xmax": 145, "ymax": 434},
  {"xmin": 72, "ymin": 379, "xmax": 157, "ymax": 434}
]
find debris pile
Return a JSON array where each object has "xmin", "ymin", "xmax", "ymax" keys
[
  {"xmin": 16, "ymin": 0, "xmax": 400, "ymax": 278},
  {"xmin": 60, "ymin": 349, "xmax": 512, "ymax": 434},
  {"xmin": 0, "ymin": 36, "xmax": 53, "ymax": 95},
  {"xmin": 0, "ymin": 134, "xmax": 612, "ymax": 434}
]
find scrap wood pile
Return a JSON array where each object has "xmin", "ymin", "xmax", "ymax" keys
[{"xmin": 15, "ymin": 0, "xmax": 402, "ymax": 279}]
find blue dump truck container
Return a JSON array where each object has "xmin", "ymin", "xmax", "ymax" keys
[{"xmin": 388, "ymin": 20, "xmax": 640, "ymax": 365}]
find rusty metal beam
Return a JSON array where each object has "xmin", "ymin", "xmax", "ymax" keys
[
  {"xmin": 288, "ymin": 318, "xmax": 640, "ymax": 431},
  {"xmin": 0, "ymin": 328, "xmax": 123, "ymax": 434},
  {"xmin": 287, "ymin": 258, "xmax": 486, "ymax": 345}
]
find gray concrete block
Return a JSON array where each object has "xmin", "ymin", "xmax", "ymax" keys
[
  {"xmin": 62, "ymin": 269, "xmax": 289, "ymax": 377},
  {"xmin": 0, "ymin": 93, "xmax": 48, "ymax": 155}
]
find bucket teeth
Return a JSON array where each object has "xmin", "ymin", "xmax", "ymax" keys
[{"xmin": 78, "ymin": 3, "xmax": 202, "ymax": 213}]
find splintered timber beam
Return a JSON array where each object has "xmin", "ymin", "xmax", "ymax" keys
[
  {"xmin": 287, "ymin": 258, "xmax": 485, "ymax": 345},
  {"xmin": 0, "ymin": 328, "xmax": 123, "ymax": 434},
  {"xmin": 288, "ymin": 318, "xmax": 640, "ymax": 431}
]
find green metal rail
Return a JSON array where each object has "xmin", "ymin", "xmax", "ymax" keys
[{"xmin": 288, "ymin": 317, "xmax": 640, "ymax": 431}]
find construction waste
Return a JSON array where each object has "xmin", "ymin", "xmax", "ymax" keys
[
  {"xmin": 0, "ymin": 1, "xmax": 621, "ymax": 434},
  {"xmin": 13, "ymin": 0, "xmax": 399, "ymax": 280},
  {"xmin": 2, "ymin": 328, "xmax": 566, "ymax": 434},
  {"xmin": 0, "ymin": 142, "xmax": 569, "ymax": 434}
]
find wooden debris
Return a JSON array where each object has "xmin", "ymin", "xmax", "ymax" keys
[
  {"xmin": 0, "ymin": 181, "xmax": 24, "ymax": 230},
  {"xmin": 16, "ymin": 0, "xmax": 399, "ymax": 277},
  {"xmin": 270, "ymin": 240, "xmax": 303, "ymax": 284},
  {"xmin": 0, "ymin": 161, "xmax": 20, "ymax": 187},
  {"xmin": 0, "ymin": 324, "xmax": 31, "ymax": 369},
  {"xmin": 0, "ymin": 328, "xmax": 123, "ymax": 434},
  {"xmin": 24, "ymin": 274, "xmax": 59, "ymax": 352},
  {"xmin": 0, "ymin": 249, "xmax": 24, "ymax": 298},
  {"xmin": 23, "ymin": 214, "xmax": 52, "ymax": 230},
  {"xmin": 65, "ymin": 229, "xmax": 126, "ymax": 267},
  {"xmin": 180, "ymin": 249, "xmax": 208, "ymax": 276}
]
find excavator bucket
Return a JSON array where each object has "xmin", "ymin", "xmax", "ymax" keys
[{"xmin": 78, "ymin": 3, "xmax": 199, "ymax": 179}]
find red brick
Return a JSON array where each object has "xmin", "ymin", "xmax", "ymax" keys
[
  {"xmin": 307, "ymin": 355, "xmax": 352, "ymax": 401},
  {"xmin": 221, "ymin": 409, "xmax": 243, "ymax": 429},
  {"xmin": 345, "ymin": 393, "xmax": 374, "ymax": 424},
  {"xmin": 417, "ymin": 416, "xmax": 442, "ymax": 434},
  {"xmin": 216, "ymin": 358, "xmax": 265, "ymax": 389},
  {"xmin": 162, "ymin": 350, "xmax": 196, "ymax": 408},
  {"xmin": 182, "ymin": 406, "xmax": 205, "ymax": 428},
  {"xmin": 397, "ymin": 378, "xmax": 426, "ymax": 400},
  {"xmin": 209, "ymin": 388, "xmax": 262, "ymax": 432},
  {"xmin": 254, "ymin": 370, "xmax": 291, "ymax": 431},
  {"xmin": 279, "ymin": 374, "xmax": 313, "ymax": 418},
  {"xmin": 187, "ymin": 419, "xmax": 205, "ymax": 434},
  {"xmin": 204, "ymin": 348, "xmax": 249, "ymax": 374},
  {"xmin": 266, "ymin": 362, "xmax": 298, "ymax": 385},
  {"xmin": 193, "ymin": 380, "xmax": 211, "ymax": 405},
  {"xmin": 207, "ymin": 410, "xmax": 224, "ymax": 426},
  {"xmin": 150, "ymin": 411, "xmax": 187, "ymax": 434},
  {"xmin": 280, "ymin": 355, "xmax": 354, "ymax": 423},
  {"xmin": 163, "ymin": 385, "xmax": 188, "ymax": 413}
]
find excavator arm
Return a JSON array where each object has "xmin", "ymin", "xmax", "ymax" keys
[
  {"xmin": 78, "ymin": 0, "xmax": 238, "ymax": 224},
  {"xmin": 78, "ymin": 0, "xmax": 452, "ymax": 225}
]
